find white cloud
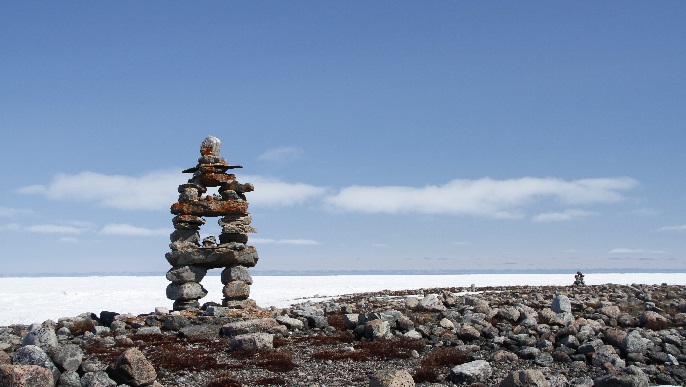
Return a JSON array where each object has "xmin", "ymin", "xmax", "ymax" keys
[
  {"xmin": 658, "ymin": 225, "xmax": 686, "ymax": 232},
  {"xmin": 0, "ymin": 223, "xmax": 21, "ymax": 231},
  {"xmin": 26, "ymin": 224, "xmax": 88, "ymax": 234},
  {"xmin": 250, "ymin": 237, "xmax": 319, "ymax": 245},
  {"xmin": 19, "ymin": 170, "xmax": 327, "ymax": 211},
  {"xmin": 258, "ymin": 147, "xmax": 303, "ymax": 163},
  {"xmin": 240, "ymin": 175, "xmax": 327, "ymax": 208},
  {"xmin": 0, "ymin": 207, "xmax": 33, "ymax": 218},
  {"xmin": 326, "ymin": 177, "xmax": 637, "ymax": 218},
  {"xmin": 609, "ymin": 248, "xmax": 667, "ymax": 255},
  {"xmin": 532, "ymin": 209, "xmax": 596, "ymax": 223},
  {"xmin": 19, "ymin": 170, "xmax": 184, "ymax": 211},
  {"xmin": 59, "ymin": 237, "xmax": 78, "ymax": 243},
  {"xmin": 101, "ymin": 223, "xmax": 168, "ymax": 236},
  {"xmin": 632, "ymin": 208, "xmax": 659, "ymax": 216}
]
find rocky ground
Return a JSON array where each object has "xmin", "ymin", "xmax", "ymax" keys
[{"xmin": 2, "ymin": 283, "xmax": 686, "ymax": 386}]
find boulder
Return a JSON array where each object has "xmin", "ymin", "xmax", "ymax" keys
[
  {"xmin": 0, "ymin": 351, "xmax": 10, "ymax": 365},
  {"xmin": 166, "ymin": 265, "xmax": 207, "ymax": 283},
  {"xmin": 222, "ymin": 281, "xmax": 250, "ymax": 300},
  {"xmin": 109, "ymin": 348, "xmax": 157, "ymax": 387},
  {"xmin": 593, "ymin": 365, "xmax": 649, "ymax": 387},
  {"xmin": 0, "ymin": 364, "xmax": 53, "ymax": 387},
  {"xmin": 166, "ymin": 282, "xmax": 208, "ymax": 300},
  {"xmin": 230, "ymin": 333, "xmax": 274, "ymax": 351},
  {"xmin": 221, "ymin": 265, "xmax": 253, "ymax": 285},
  {"xmin": 276, "ymin": 315, "xmax": 305, "ymax": 330},
  {"xmin": 592, "ymin": 345, "xmax": 624, "ymax": 368},
  {"xmin": 418, "ymin": 294, "xmax": 446, "ymax": 312},
  {"xmin": 20, "ymin": 327, "xmax": 57, "ymax": 351},
  {"xmin": 499, "ymin": 369, "xmax": 550, "ymax": 387},
  {"xmin": 638, "ymin": 311, "xmax": 669, "ymax": 330},
  {"xmin": 80, "ymin": 371, "xmax": 117, "ymax": 387},
  {"xmin": 552, "ymin": 294, "xmax": 572, "ymax": 314},
  {"xmin": 57, "ymin": 370, "xmax": 81, "ymax": 387},
  {"xmin": 365, "ymin": 319, "xmax": 390, "ymax": 340},
  {"xmin": 221, "ymin": 318, "xmax": 280, "ymax": 336},
  {"xmin": 11, "ymin": 345, "xmax": 60, "ymax": 384},
  {"xmin": 449, "ymin": 360, "xmax": 492, "ymax": 383},
  {"xmin": 50, "ymin": 343, "xmax": 83, "ymax": 372},
  {"xmin": 621, "ymin": 330, "xmax": 647, "ymax": 354},
  {"xmin": 369, "ymin": 369, "xmax": 415, "ymax": 387}
]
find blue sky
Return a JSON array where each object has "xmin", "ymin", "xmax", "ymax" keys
[{"xmin": 1, "ymin": 2, "xmax": 684, "ymax": 275}]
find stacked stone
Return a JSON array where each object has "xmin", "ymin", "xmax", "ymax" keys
[{"xmin": 165, "ymin": 135, "xmax": 259, "ymax": 311}]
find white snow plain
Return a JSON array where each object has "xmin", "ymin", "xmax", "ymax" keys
[{"xmin": 1, "ymin": 273, "xmax": 685, "ymax": 326}]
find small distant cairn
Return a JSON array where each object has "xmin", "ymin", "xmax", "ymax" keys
[
  {"xmin": 573, "ymin": 271, "xmax": 586, "ymax": 286},
  {"xmin": 165, "ymin": 135, "xmax": 259, "ymax": 310}
]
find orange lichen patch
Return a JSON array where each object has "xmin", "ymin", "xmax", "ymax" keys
[
  {"xmin": 197, "ymin": 173, "xmax": 234, "ymax": 187},
  {"xmin": 171, "ymin": 200, "xmax": 249, "ymax": 217}
]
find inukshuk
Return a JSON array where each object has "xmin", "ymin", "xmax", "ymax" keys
[{"xmin": 165, "ymin": 135, "xmax": 259, "ymax": 311}]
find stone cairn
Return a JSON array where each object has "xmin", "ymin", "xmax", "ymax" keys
[
  {"xmin": 574, "ymin": 271, "xmax": 586, "ymax": 286},
  {"xmin": 165, "ymin": 135, "xmax": 259, "ymax": 310}
]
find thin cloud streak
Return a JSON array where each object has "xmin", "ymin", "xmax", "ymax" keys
[
  {"xmin": 101, "ymin": 223, "xmax": 168, "ymax": 236},
  {"xmin": 609, "ymin": 248, "xmax": 667, "ymax": 254},
  {"xmin": 26, "ymin": 224, "xmax": 88, "ymax": 234},
  {"xmin": 532, "ymin": 209, "xmax": 596, "ymax": 223},
  {"xmin": 250, "ymin": 237, "xmax": 319, "ymax": 245},
  {"xmin": 0, "ymin": 207, "xmax": 33, "ymax": 218},
  {"xmin": 258, "ymin": 146, "xmax": 303, "ymax": 163},
  {"xmin": 658, "ymin": 225, "xmax": 686, "ymax": 232},
  {"xmin": 326, "ymin": 177, "xmax": 637, "ymax": 218}
]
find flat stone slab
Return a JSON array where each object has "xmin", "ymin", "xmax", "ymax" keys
[
  {"xmin": 165, "ymin": 245, "xmax": 258, "ymax": 268},
  {"xmin": 171, "ymin": 199, "xmax": 248, "ymax": 217}
]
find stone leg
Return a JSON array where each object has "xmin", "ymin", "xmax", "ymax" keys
[
  {"xmin": 166, "ymin": 265, "xmax": 209, "ymax": 310},
  {"xmin": 221, "ymin": 265, "xmax": 253, "ymax": 308}
]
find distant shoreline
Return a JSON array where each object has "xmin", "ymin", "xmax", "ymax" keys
[{"xmin": 2, "ymin": 268, "xmax": 685, "ymax": 278}]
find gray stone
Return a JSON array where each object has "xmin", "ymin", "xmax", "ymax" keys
[
  {"xmin": 221, "ymin": 318, "xmax": 281, "ymax": 336},
  {"xmin": 79, "ymin": 360, "xmax": 107, "ymax": 373},
  {"xmin": 549, "ymin": 312, "xmax": 574, "ymax": 326},
  {"xmin": 229, "ymin": 333, "xmax": 274, "ymax": 351},
  {"xmin": 178, "ymin": 325, "xmax": 221, "ymax": 339},
  {"xmin": 135, "ymin": 327, "xmax": 162, "ymax": 335},
  {"xmin": 51, "ymin": 343, "xmax": 83, "ymax": 372},
  {"xmin": 622, "ymin": 330, "xmax": 647, "ymax": 354},
  {"xmin": 90, "ymin": 326, "xmax": 110, "ymax": 336},
  {"xmin": 365, "ymin": 319, "xmax": 390, "ymax": 340},
  {"xmin": 12, "ymin": 345, "xmax": 60, "ymax": 384},
  {"xmin": 110, "ymin": 321, "xmax": 126, "ymax": 334},
  {"xmin": 203, "ymin": 306, "xmax": 231, "ymax": 317},
  {"xmin": 369, "ymin": 368, "xmax": 415, "ymax": 387},
  {"xmin": 166, "ymin": 265, "xmax": 208, "ymax": 283},
  {"xmin": 449, "ymin": 360, "xmax": 492, "ymax": 383},
  {"xmin": 80, "ymin": 371, "xmax": 117, "ymax": 387},
  {"xmin": 499, "ymin": 369, "xmax": 550, "ymax": 387},
  {"xmin": 418, "ymin": 294, "xmax": 446, "ymax": 312},
  {"xmin": 58, "ymin": 370, "xmax": 81, "ymax": 386},
  {"xmin": 220, "ymin": 265, "xmax": 253, "ymax": 285},
  {"xmin": 275, "ymin": 315, "xmax": 304, "ymax": 330},
  {"xmin": 456, "ymin": 324, "xmax": 481, "ymax": 341},
  {"xmin": 593, "ymin": 365, "xmax": 649, "ymax": 387},
  {"xmin": 166, "ymin": 282, "xmax": 208, "ymax": 300},
  {"xmin": 496, "ymin": 306, "xmax": 521, "ymax": 322},
  {"xmin": 154, "ymin": 307, "xmax": 168, "ymax": 315},
  {"xmin": 21, "ymin": 327, "xmax": 58, "ymax": 351},
  {"xmin": 404, "ymin": 330, "xmax": 423, "ymax": 339},
  {"xmin": 169, "ymin": 229, "xmax": 199, "ymax": 244},
  {"xmin": 551, "ymin": 294, "xmax": 572, "ymax": 314},
  {"xmin": 307, "ymin": 315, "xmax": 329, "ymax": 329},
  {"xmin": 109, "ymin": 348, "xmax": 157, "ymax": 387},
  {"xmin": 163, "ymin": 316, "xmax": 190, "ymax": 331},
  {"xmin": 592, "ymin": 344, "xmax": 624, "ymax": 367},
  {"xmin": 222, "ymin": 281, "xmax": 250, "ymax": 300},
  {"xmin": 0, "ymin": 364, "xmax": 54, "ymax": 387}
]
